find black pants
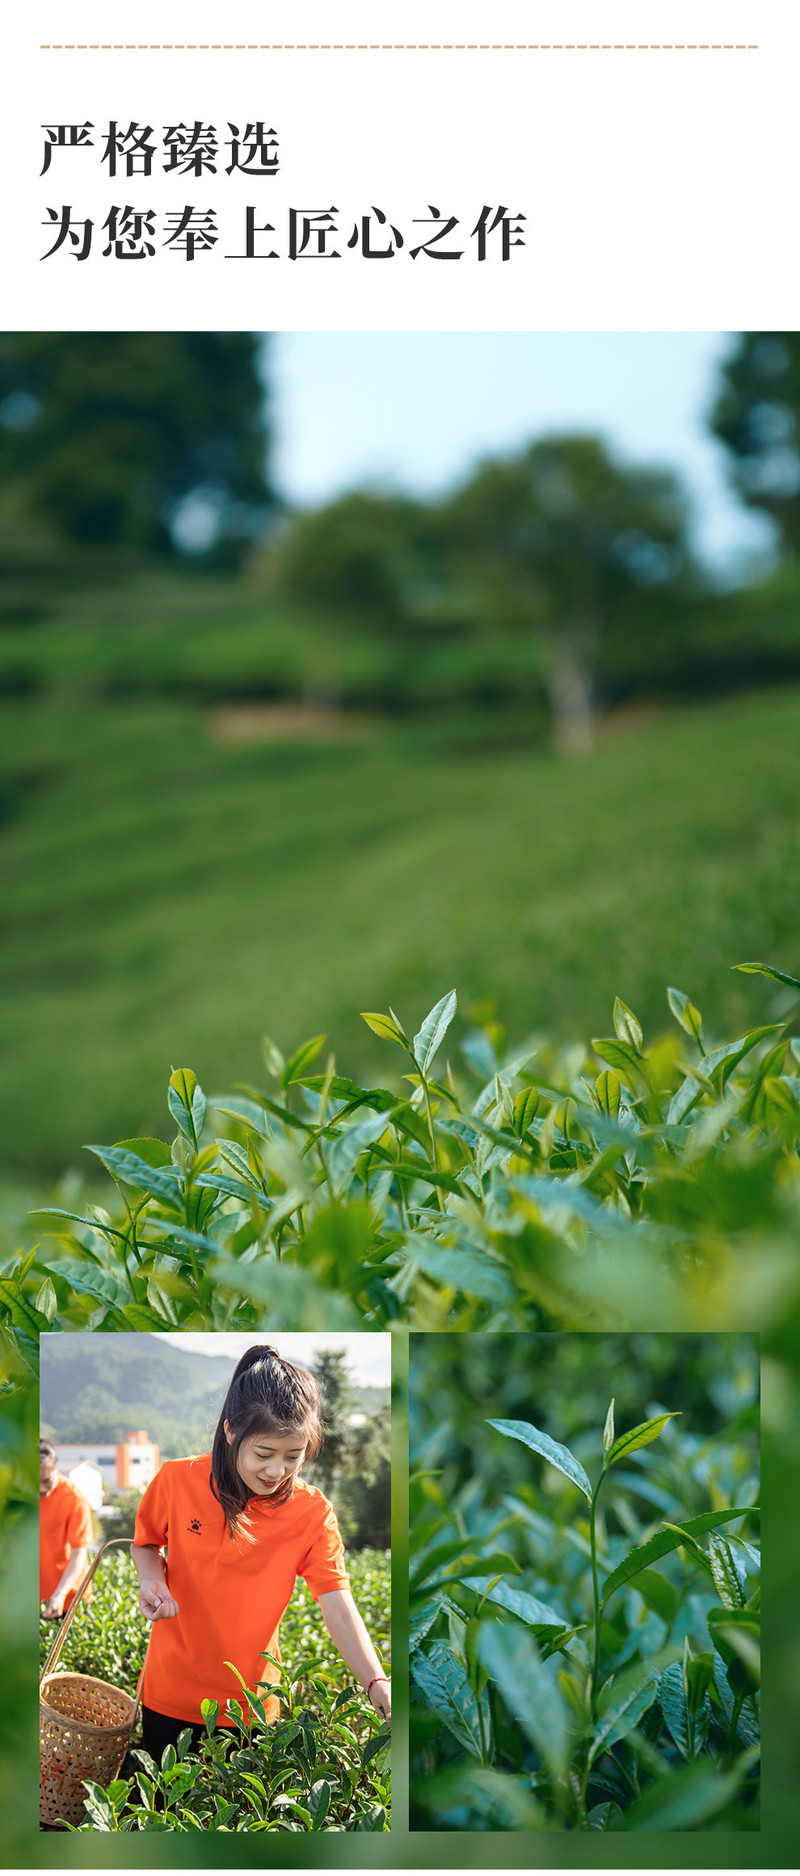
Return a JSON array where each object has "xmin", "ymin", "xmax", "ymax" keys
[{"xmin": 141, "ymin": 1704, "xmax": 207, "ymax": 1763}]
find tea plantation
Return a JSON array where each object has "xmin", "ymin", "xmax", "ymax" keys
[
  {"xmin": 3, "ymin": 672, "xmax": 800, "ymax": 1182},
  {"xmin": 409, "ymin": 1334, "xmax": 760, "ymax": 1832},
  {"xmin": 39, "ymin": 1548, "xmax": 391, "ymax": 1831}
]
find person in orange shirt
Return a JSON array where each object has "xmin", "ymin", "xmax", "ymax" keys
[
  {"xmin": 131, "ymin": 1343, "xmax": 391, "ymax": 1763},
  {"xmin": 39, "ymin": 1440, "xmax": 93, "ymax": 1616}
]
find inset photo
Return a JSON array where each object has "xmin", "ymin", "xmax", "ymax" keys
[
  {"xmin": 409, "ymin": 1331, "xmax": 759, "ymax": 1833},
  {"xmin": 40, "ymin": 1331, "xmax": 391, "ymax": 1831}
]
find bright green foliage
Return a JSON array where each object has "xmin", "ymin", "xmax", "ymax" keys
[
  {"xmin": 40, "ymin": 1549, "xmax": 390, "ymax": 1831},
  {"xmin": 39, "ymin": 1550, "xmax": 147, "ymax": 1687},
  {"xmin": 487, "ymin": 1419, "xmax": 592, "ymax": 1501},
  {"xmin": 409, "ymin": 1338, "xmax": 759, "ymax": 1832},
  {"xmin": 6, "ymin": 674, "xmax": 800, "ymax": 1186},
  {"xmin": 5, "ymin": 969, "xmax": 800, "ymax": 1337}
]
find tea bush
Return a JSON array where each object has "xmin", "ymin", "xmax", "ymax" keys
[
  {"xmin": 69, "ymin": 1663, "xmax": 390, "ymax": 1833},
  {"xmin": 408, "ymin": 1339, "xmax": 759, "ymax": 1832},
  {"xmin": 40, "ymin": 1548, "xmax": 391, "ymax": 1830},
  {"xmin": 39, "ymin": 1548, "xmax": 145, "ymax": 1686},
  {"xmin": 5, "ymin": 678, "xmax": 800, "ymax": 1184},
  {"xmin": 5, "ymin": 960, "xmax": 800, "ymax": 1342}
]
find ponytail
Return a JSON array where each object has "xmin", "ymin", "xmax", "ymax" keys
[{"xmin": 211, "ymin": 1345, "xmax": 323, "ymax": 1539}]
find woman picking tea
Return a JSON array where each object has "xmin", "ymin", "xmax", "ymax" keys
[{"xmin": 131, "ymin": 1343, "xmax": 391, "ymax": 1760}]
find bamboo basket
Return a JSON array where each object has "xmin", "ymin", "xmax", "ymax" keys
[{"xmin": 40, "ymin": 1537, "xmax": 149, "ymax": 1828}]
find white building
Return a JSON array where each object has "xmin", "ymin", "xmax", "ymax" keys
[
  {"xmin": 65, "ymin": 1460, "xmax": 104, "ymax": 1511},
  {"xmin": 54, "ymin": 1430, "xmax": 160, "ymax": 1499}
]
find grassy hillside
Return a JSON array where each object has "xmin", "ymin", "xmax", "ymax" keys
[
  {"xmin": 2, "ymin": 620, "xmax": 800, "ymax": 1178},
  {"xmin": 39, "ymin": 1332, "xmax": 233, "ymax": 1456},
  {"xmin": 39, "ymin": 1334, "xmax": 389, "ymax": 1459}
]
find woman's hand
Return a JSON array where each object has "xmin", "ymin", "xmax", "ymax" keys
[
  {"xmin": 138, "ymin": 1582, "xmax": 180, "ymax": 1623},
  {"xmin": 318, "ymin": 1589, "xmax": 391, "ymax": 1726},
  {"xmin": 131, "ymin": 1541, "xmax": 177, "ymax": 1622},
  {"xmin": 368, "ymin": 1676, "xmax": 391, "ymax": 1724}
]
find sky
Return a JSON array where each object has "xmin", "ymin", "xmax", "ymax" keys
[
  {"xmin": 158, "ymin": 1332, "xmax": 391, "ymax": 1390},
  {"xmin": 269, "ymin": 332, "xmax": 775, "ymax": 577}
]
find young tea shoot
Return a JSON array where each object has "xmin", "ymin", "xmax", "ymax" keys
[{"xmin": 410, "ymin": 1397, "xmax": 759, "ymax": 1832}]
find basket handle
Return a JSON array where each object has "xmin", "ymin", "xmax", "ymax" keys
[{"xmin": 40, "ymin": 1536, "xmax": 152, "ymax": 1711}]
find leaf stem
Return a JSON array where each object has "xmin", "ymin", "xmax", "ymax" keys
[
  {"xmin": 589, "ymin": 1470, "xmax": 606, "ymax": 1723},
  {"xmin": 728, "ymin": 1687, "xmax": 746, "ymax": 1765},
  {"xmin": 416, "ymin": 1067, "xmax": 443, "ymax": 1211}
]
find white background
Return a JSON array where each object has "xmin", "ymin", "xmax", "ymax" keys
[{"xmin": 1, "ymin": 2, "xmax": 796, "ymax": 327}]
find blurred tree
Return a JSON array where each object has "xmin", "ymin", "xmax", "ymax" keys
[
  {"xmin": 0, "ymin": 333, "xmax": 274, "ymax": 567},
  {"xmin": 98, "ymin": 1490, "xmax": 140, "ymax": 1541},
  {"xmin": 309, "ymin": 1348, "xmax": 361, "ymax": 1496},
  {"xmin": 441, "ymin": 435, "xmax": 692, "ymax": 750},
  {"xmin": 334, "ymin": 1409, "xmax": 391, "ymax": 1550},
  {"xmin": 711, "ymin": 333, "xmax": 800, "ymax": 555},
  {"xmin": 279, "ymin": 490, "xmax": 447, "ymax": 634}
]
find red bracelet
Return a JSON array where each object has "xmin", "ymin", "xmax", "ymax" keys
[{"xmin": 366, "ymin": 1676, "xmax": 390, "ymax": 1698}]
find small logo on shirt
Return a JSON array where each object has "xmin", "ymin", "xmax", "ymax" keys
[{"xmin": 188, "ymin": 1518, "xmax": 202, "ymax": 1534}]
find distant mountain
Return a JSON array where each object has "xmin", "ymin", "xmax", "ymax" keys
[{"xmin": 39, "ymin": 1335, "xmax": 389, "ymax": 1460}]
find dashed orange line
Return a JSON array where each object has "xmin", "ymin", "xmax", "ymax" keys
[{"xmin": 39, "ymin": 43, "xmax": 760, "ymax": 53}]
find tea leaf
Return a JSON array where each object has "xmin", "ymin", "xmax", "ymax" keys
[
  {"xmin": 410, "ymin": 1537, "xmax": 483, "ymax": 1594},
  {"xmin": 307, "ymin": 1778, "xmax": 331, "ymax": 1829},
  {"xmin": 479, "ymin": 1622, "xmax": 570, "ymax": 1783},
  {"xmin": 27, "ymin": 1206, "xmax": 128, "ymax": 1244},
  {"xmin": 734, "ymin": 959, "xmax": 800, "ymax": 991},
  {"xmin": 355, "ymin": 1803, "xmax": 387, "ymax": 1831},
  {"xmin": 602, "ymin": 1398, "xmax": 615, "ymax": 1459},
  {"xmin": 707, "ymin": 1534, "xmax": 747, "ymax": 1610},
  {"xmin": 613, "ymin": 997, "xmax": 643, "ymax": 1052},
  {"xmin": 707, "ymin": 1608, "xmax": 760, "ymax": 1685},
  {"xmin": 595, "ymin": 1071, "xmax": 621, "ymax": 1118},
  {"xmin": 420, "ymin": 1555, "xmax": 522, "ymax": 1598},
  {"xmin": 488, "ymin": 1417, "xmax": 593, "ymax": 1502},
  {"xmin": 33, "ymin": 1277, "xmax": 57, "ymax": 1323},
  {"xmin": 112, "ymin": 1135, "xmax": 172, "ymax": 1168},
  {"xmin": 590, "ymin": 1661, "xmax": 659, "ymax": 1761},
  {"xmin": 634, "ymin": 1568, "xmax": 678, "ymax": 1628},
  {"xmin": 327, "ymin": 1111, "xmax": 390, "ymax": 1198},
  {"xmin": 41, "ymin": 1255, "xmax": 130, "ymax": 1317},
  {"xmin": 513, "ymin": 1087, "xmax": 541, "ymax": 1135},
  {"xmin": 86, "ymin": 1143, "xmax": 182, "ymax": 1203},
  {"xmin": 601, "ymin": 1506, "xmax": 758, "ymax": 1604},
  {"xmin": 401, "ymin": 1239, "xmax": 514, "ymax": 1306},
  {"xmin": 589, "ymin": 1800, "xmax": 624, "ymax": 1829},
  {"xmin": 300, "ymin": 1075, "xmax": 397, "ymax": 1114},
  {"xmin": 361, "ymin": 1010, "xmax": 408, "ymax": 1047},
  {"xmin": 361, "ymin": 1725, "xmax": 390, "ymax": 1770},
  {"xmin": 283, "ymin": 1035, "xmax": 327, "ymax": 1086},
  {"xmin": 458, "ymin": 1767, "xmax": 545, "ymax": 1830},
  {"xmin": 168, "ymin": 1069, "xmax": 207, "ymax": 1143},
  {"xmin": 413, "ymin": 990, "xmax": 458, "ymax": 1076},
  {"xmin": 0, "ymin": 1276, "xmax": 56, "ymax": 1338},
  {"xmin": 699, "ymin": 1024, "xmax": 783, "ymax": 1089},
  {"xmin": 462, "ymin": 1578, "xmax": 567, "ymax": 1634},
  {"xmin": 604, "ymin": 1410, "xmax": 680, "ymax": 1468},
  {"xmin": 412, "ymin": 1640, "xmax": 491, "ymax": 1760},
  {"xmin": 667, "ymin": 986, "xmax": 705, "ymax": 1046},
  {"xmin": 610, "ymin": 1753, "xmax": 758, "ymax": 1831},
  {"xmin": 658, "ymin": 1662, "xmax": 689, "ymax": 1758},
  {"xmin": 591, "ymin": 1036, "xmax": 642, "ymax": 1090},
  {"xmin": 712, "ymin": 1652, "xmax": 760, "ymax": 1744}
]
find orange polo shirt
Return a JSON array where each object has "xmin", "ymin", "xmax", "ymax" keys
[
  {"xmin": 40, "ymin": 1476, "xmax": 93, "ymax": 1607},
  {"xmin": 133, "ymin": 1455, "xmax": 350, "ymax": 1725}
]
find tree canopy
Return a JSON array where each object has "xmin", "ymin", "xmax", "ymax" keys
[
  {"xmin": 279, "ymin": 490, "xmax": 447, "ymax": 631},
  {"xmin": 441, "ymin": 434, "xmax": 692, "ymax": 748},
  {"xmin": 0, "ymin": 332, "xmax": 274, "ymax": 565},
  {"xmin": 710, "ymin": 333, "xmax": 800, "ymax": 555}
]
